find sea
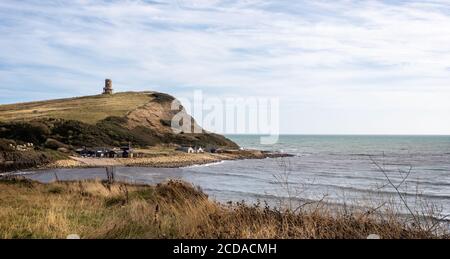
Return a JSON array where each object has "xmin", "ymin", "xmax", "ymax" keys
[{"xmin": 22, "ymin": 135, "xmax": 450, "ymax": 216}]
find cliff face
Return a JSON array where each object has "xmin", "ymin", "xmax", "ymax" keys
[
  {"xmin": 125, "ymin": 92, "xmax": 200, "ymax": 134},
  {"xmin": 0, "ymin": 92, "xmax": 238, "ymax": 149}
]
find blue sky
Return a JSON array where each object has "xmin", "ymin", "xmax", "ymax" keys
[{"xmin": 1, "ymin": 0, "xmax": 450, "ymax": 134}]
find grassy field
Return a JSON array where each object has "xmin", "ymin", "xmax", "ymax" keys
[
  {"xmin": 0, "ymin": 177, "xmax": 447, "ymax": 239},
  {"xmin": 0, "ymin": 92, "xmax": 153, "ymax": 124}
]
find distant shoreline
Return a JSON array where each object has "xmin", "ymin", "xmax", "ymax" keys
[
  {"xmin": 34, "ymin": 150, "xmax": 293, "ymax": 171},
  {"xmin": 1, "ymin": 144, "xmax": 293, "ymax": 175}
]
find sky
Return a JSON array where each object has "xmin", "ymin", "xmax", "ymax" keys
[{"xmin": 1, "ymin": 0, "xmax": 450, "ymax": 134}]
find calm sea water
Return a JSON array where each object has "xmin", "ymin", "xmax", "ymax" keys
[{"xmin": 24, "ymin": 135, "xmax": 450, "ymax": 215}]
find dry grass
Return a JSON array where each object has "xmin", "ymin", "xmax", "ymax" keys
[
  {"xmin": 0, "ymin": 92, "xmax": 153, "ymax": 124},
  {"xmin": 0, "ymin": 177, "xmax": 447, "ymax": 239}
]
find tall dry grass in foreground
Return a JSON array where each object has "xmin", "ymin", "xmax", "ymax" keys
[{"xmin": 0, "ymin": 176, "xmax": 447, "ymax": 239}]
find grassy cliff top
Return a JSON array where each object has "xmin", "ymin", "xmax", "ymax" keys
[{"xmin": 0, "ymin": 92, "xmax": 154, "ymax": 125}]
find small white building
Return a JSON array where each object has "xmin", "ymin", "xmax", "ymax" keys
[
  {"xmin": 177, "ymin": 146, "xmax": 195, "ymax": 153},
  {"xmin": 177, "ymin": 146, "xmax": 207, "ymax": 154}
]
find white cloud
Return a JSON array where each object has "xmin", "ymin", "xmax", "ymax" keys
[{"xmin": 0, "ymin": 0, "xmax": 449, "ymax": 134}]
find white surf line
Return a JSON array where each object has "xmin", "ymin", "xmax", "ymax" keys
[{"xmin": 183, "ymin": 160, "xmax": 226, "ymax": 168}]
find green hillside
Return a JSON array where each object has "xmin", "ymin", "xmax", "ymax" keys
[
  {"xmin": 0, "ymin": 91, "xmax": 239, "ymax": 151},
  {"xmin": 0, "ymin": 92, "xmax": 153, "ymax": 124}
]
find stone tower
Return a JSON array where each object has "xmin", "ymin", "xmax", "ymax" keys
[{"xmin": 103, "ymin": 79, "xmax": 113, "ymax": 94}]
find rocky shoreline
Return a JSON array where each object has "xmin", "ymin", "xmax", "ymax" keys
[{"xmin": 38, "ymin": 150, "xmax": 294, "ymax": 170}]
